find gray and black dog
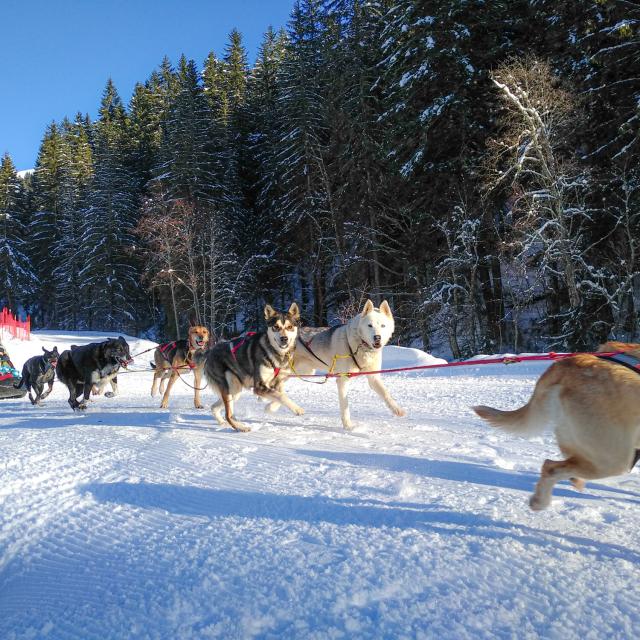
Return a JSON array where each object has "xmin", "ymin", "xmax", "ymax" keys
[
  {"xmin": 15, "ymin": 346, "xmax": 60, "ymax": 405},
  {"xmin": 199, "ymin": 303, "xmax": 303, "ymax": 432},
  {"xmin": 56, "ymin": 337, "xmax": 131, "ymax": 411}
]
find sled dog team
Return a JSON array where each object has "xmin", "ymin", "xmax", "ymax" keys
[{"xmin": 13, "ymin": 300, "xmax": 640, "ymax": 511}]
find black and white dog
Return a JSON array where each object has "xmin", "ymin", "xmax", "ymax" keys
[
  {"xmin": 56, "ymin": 337, "xmax": 131, "ymax": 411},
  {"xmin": 200, "ymin": 303, "xmax": 302, "ymax": 432},
  {"xmin": 15, "ymin": 346, "xmax": 60, "ymax": 405}
]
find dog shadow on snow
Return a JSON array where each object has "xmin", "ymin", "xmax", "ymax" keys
[
  {"xmin": 296, "ymin": 449, "xmax": 640, "ymax": 503},
  {"xmin": 83, "ymin": 477, "xmax": 640, "ymax": 566},
  {"xmin": 0, "ymin": 406, "xmax": 222, "ymax": 434}
]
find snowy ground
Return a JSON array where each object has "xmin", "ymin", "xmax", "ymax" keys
[{"xmin": 1, "ymin": 331, "xmax": 639, "ymax": 639}]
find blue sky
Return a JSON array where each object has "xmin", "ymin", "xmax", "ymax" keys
[{"xmin": 1, "ymin": 0, "xmax": 294, "ymax": 170}]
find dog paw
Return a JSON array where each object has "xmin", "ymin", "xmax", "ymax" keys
[
  {"xmin": 194, "ymin": 404, "xmax": 204, "ymax": 410},
  {"xmin": 231, "ymin": 422, "xmax": 251, "ymax": 433},
  {"xmin": 292, "ymin": 406, "xmax": 305, "ymax": 416},
  {"xmin": 528, "ymin": 495, "xmax": 549, "ymax": 511},
  {"xmin": 76, "ymin": 402, "xmax": 88, "ymax": 411},
  {"xmin": 342, "ymin": 420, "xmax": 354, "ymax": 431},
  {"xmin": 392, "ymin": 406, "xmax": 407, "ymax": 417},
  {"xmin": 160, "ymin": 401, "xmax": 169, "ymax": 409},
  {"xmin": 570, "ymin": 477, "xmax": 585, "ymax": 492}
]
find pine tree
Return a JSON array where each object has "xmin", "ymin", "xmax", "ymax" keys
[
  {"xmin": 0, "ymin": 153, "xmax": 35, "ymax": 310},
  {"xmin": 29, "ymin": 122, "xmax": 68, "ymax": 325},
  {"xmin": 274, "ymin": 0, "xmax": 333, "ymax": 323},
  {"xmin": 154, "ymin": 56, "xmax": 217, "ymax": 203},
  {"xmin": 242, "ymin": 27, "xmax": 289, "ymax": 306},
  {"xmin": 53, "ymin": 114, "xmax": 94, "ymax": 329},
  {"xmin": 79, "ymin": 79, "xmax": 139, "ymax": 330}
]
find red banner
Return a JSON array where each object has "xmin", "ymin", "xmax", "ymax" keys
[{"xmin": 0, "ymin": 307, "xmax": 31, "ymax": 341}]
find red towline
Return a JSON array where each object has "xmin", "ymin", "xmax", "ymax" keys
[{"xmin": 290, "ymin": 351, "xmax": 625, "ymax": 379}]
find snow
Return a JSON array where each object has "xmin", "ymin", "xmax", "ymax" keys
[{"xmin": 2, "ymin": 331, "xmax": 640, "ymax": 639}]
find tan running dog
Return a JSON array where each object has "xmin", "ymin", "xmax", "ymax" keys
[
  {"xmin": 151, "ymin": 325, "xmax": 211, "ymax": 409},
  {"xmin": 473, "ymin": 341, "xmax": 640, "ymax": 510}
]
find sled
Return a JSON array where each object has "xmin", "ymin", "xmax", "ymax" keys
[{"xmin": 0, "ymin": 343, "xmax": 27, "ymax": 399}]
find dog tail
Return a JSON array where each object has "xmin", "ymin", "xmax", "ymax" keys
[
  {"xmin": 13, "ymin": 377, "xmax": 25, "ymax": 389},
  {"xmin": 472, "ymin": 384, "xmax": 552, "ymax": 437},
  {"xmin": 150, "ymin": 362, "xmax": 156, "ymax": 370}
]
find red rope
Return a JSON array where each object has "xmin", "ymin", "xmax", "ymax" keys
[{"xmin": 290, "ymin": 351, "xmax": 625, "ymax": 380}]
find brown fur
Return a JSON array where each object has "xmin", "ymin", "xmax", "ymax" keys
[
  {"xmin": 151, "ymin": 326, "xmax": 210, "ymax": 409},
  {"xmin": 473, "ymin": 341, "xmax": 640, "ymax": 510}
]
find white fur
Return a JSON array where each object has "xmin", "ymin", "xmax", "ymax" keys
[{"xmin": 293, "ymin": 299, "xmax": 406, "ymax": 429}]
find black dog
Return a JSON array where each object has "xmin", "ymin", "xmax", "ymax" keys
[
  {"xmin": 15, "ymin": 346, "xmax": 60, "ymax": 405},
  {"xmin": 56, "ymin": 337, "xmax": 131, "ymax": 411}
]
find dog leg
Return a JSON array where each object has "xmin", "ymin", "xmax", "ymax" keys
[
  {"xmin": 66, "ymin": 382, "xmax": 82, "ymax": 410},
  {"xmin": 77, "ymin": 381, "xmax": 93, "ymax": 410},
  {"xmin": 28, "ymin": 391, "xmax": 37, "ymax": 405},
  {"xmin": 193, "ymin": 367, "xmax": 204, "ymax": 409},
  {"xmin": 255, "ymin": 388, "xmax": 304, "ymax": 416},
  {"xmin": 151, "ymin": 370, "xmax": 162, "ymax": 397},
  {"xmin": 367, "ymin": 374, "xmax": 406, "ymax": 418},
  {"xmin": 530, "ymin": 457, "xmax": 595, "ymax": 510},
  {"xmin": 336, "ymin": 377, "xmax": 353, "ymax": 430},
  {"xmin": 265, "ymin": 401, "xmax": 281, "ymax": 413},
  {"xmin": 160, "ymin": 372, "xmax": 179, "ymax": 409},
  {"xmin": 40, "ymin": 381, "xmax": 54, "ymax": 400},
  {"xmin": 33, "ymin": 384, "xmax": 44, "ymax": 405},
  {"xmin": 211, "ymin": 398, "xmax": 226, "ymax": 425},
  {"xmin": 159, "ymin": 371, "xmax": 169, "ymax": 395},
  {"xmin": 222, "ymin": 390, "xmax": 250, "ymax": 432},
  {"xmin": 105, "ymin": 376, "xmax": 118, "ymax": 399}
]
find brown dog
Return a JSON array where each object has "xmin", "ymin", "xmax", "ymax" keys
[
  {"xmin": 151, "ymin": 326, "xmax": 210, "ymax": 409},
  {"xmin": 473, "ymin": 341, "xmax": 640, "ymax": 510}
]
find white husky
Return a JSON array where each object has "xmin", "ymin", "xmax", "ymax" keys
[{"xmin": 289, "ymin": 299, "xmax": 406, "ymax": 430}]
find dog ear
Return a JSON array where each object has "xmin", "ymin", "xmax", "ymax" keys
[
  {"xmin": 42, "ymin": 346, "xmax": 47, "ymax": 353},
  {"xmin": 361, "ymin": 299, "xmax": 375, "ymax": 317},
  {"xmin": 288, "ymin": 302, "xmax": 300, "ymax": 321},
  {"xmin": 264, "ymin": 304, "xmax": 278, "ymax": 320},
  {"xmin": 379, "ymin": 300, "xmax": 393, "ymax": 318}
]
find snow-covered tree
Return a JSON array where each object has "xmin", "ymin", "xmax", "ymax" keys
[{"xmin": 0, "ymin": 153, "xmax": 35, "ymax": 309}]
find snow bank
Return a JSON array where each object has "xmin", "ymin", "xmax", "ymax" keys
[{"xmin": 382, "ymin": 345, "xmax": 446, "ymax": 368}]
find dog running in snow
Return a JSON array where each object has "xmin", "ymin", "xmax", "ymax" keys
[
  {"xmin": 199, "ymin": 303, "xmax": 302, "ymax": 432},
  {"xmin": 151, "ymin": 325, "xmax": 211, "ymax": 409},
  {"xmin": 15, "ymin": 346, "xmax": 60, "ymax": 405},
  {"xmin": 289, "ymin": 299, "xmax": 406, "ymax": 430},
  {"xmin": 473, "ymin": 341, "xmax": 640, "ymax": 510},
  {"xmin": 56, "ymin": 337, "xmax": 131, "ymax": 411}
]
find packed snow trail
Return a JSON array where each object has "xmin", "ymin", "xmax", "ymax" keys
[{"xmin": 1, "ymin": 332, "xmax": 639, "ymax": 639}]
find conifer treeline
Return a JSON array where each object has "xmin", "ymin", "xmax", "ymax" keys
[{"xmin": 0, "ymin": 0, "xmax": 638, "ymax": 353}]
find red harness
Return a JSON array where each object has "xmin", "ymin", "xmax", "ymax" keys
[{"xmin": 158, "ymin": 340, "xmax": 199, "ymax": 369}]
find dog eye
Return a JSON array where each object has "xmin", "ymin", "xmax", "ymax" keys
[
  {"xmin": 368, "ymin": 323, "xmax": 373, "ymax": 328},
  {"xmin": 381, "ymin": 324, "xmax": 386, "ymax": 328}
]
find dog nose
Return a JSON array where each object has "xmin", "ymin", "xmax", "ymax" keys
[{"xmin": 374, "ymin": 335, "xmax": 381, "ymax": 342}]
